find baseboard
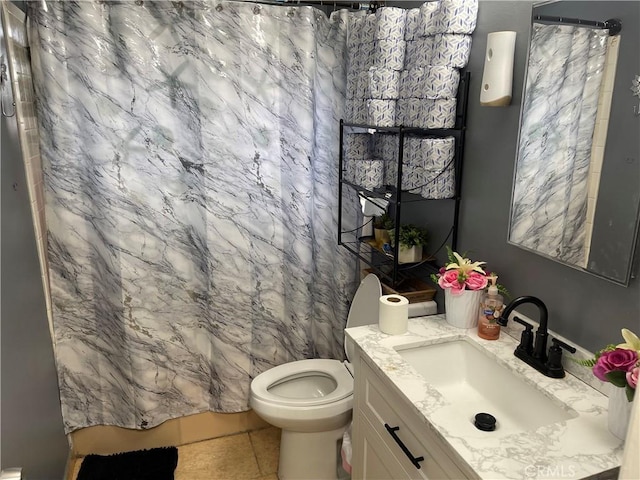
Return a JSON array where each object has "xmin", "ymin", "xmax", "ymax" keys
[{"xmin": 69, "ymin": 410, "xmax": 269, "ymax": 456}]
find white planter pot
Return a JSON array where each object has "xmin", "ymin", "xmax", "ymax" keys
[
  {"xmin": 608, "ymin": 386, "xmax": 633, "ymax": 440},
  {"xmin": 398, "ymin": 244, "xmax": 422, "ymax": 264},
  {"xmin": 444, "ymin": 289, "xmax": 483, "ymax": 329}
]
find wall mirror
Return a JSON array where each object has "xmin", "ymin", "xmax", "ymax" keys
[{"xmin": 508, "ymin": 0, "xmax": 640, "ymax": 286}]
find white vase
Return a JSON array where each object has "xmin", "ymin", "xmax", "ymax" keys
[
  {"xmin": 608, "ymin": 387, "xmax": 633, "ymax": 440},
  {"xmin": 444, "ymin": 289, "xmax": 483, "ymax": 329},
  {"xmin": 398, "ymin": 244, "xmax": 422, "ymax": 264}
]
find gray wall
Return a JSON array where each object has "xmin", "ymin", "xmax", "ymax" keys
[
  {"xmin": 387, "ymin": 0, "xmax": 640, "ymax": 351},
  {"xmin": 458, "ymin": 0, "xmax": 640, "ymax": 352},
  {"xmin": 1, "ymin": 85, "xmax": 68, "ymax": 477}
]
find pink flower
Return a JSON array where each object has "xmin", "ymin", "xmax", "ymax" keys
[
  {"xmin": 465, "ymin": 271, "xmax": 488, "ymax": 291},
  {"xmin": 627, "ymin": 367, "xmax": 639, "ymax": 389},
  {"xmin": 438, "ymin": 270, "xmax": 461, "ymax": 291},
  {"xmin": 593, "ymin": 349, "xmax": 639, "ymax": 382}
]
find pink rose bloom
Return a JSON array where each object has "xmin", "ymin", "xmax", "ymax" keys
[
  {"xmin": 465, "ymin": 272, "xmax": 488, "ymax": 291},
  {"xmin": 627, "ymin": 367, "xmax": 639, "ymax": 389},
  {"xmin": 593, "ymin": 348, "xmax": 639, "ymax": 382},
  {"xmin": 439, "ymin": 270, "xmax": 464, "ymax": 294}
]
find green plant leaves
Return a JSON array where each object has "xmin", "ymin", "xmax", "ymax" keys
[{"xmin": 604, "ymin": 370, "xmax": 628, "ymax": 388}]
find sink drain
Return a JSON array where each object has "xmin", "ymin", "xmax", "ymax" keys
[{"xmin": 474, "ymin": 413, "xmax": 496, "ymax": 431}]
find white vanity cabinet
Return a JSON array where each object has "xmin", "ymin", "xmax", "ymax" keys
[{"xmin": 351, "ymin": 355, "xmax": 476, "ymax": 480}]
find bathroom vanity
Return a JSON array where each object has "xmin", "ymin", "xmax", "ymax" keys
[{"xmin": 346, "ymin": 315, "xmax": 624, "ymax": 479}]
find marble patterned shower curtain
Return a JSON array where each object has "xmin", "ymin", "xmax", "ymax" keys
[
  {"xmin": 29, "ymin": 0, "xmax": 357, "ymax": 433},
  {"xmin": 510, "ymin": 24, "xmax": 608, "ymax": 266}
]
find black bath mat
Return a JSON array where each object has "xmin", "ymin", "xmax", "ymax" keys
[{"xmin": 76, "ymin": 446, "xmax": 178, "ymax": 480}]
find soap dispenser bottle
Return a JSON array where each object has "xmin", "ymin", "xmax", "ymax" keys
[{"xmin": 478, "ymin": 275, "xmax": 504, "ymax": 340}]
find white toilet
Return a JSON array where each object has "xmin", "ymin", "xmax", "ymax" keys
[{"xmin": 249, "ymin": 274, "xmax": 382, "ymax": 480}]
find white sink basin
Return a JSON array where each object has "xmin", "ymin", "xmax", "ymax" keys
[{"xmin": 395, "ymin": 340, "xmax": 577, "ymax": 437}]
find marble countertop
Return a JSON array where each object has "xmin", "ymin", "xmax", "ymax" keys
[{"xmin": 346, "ymin": 314, "xmax": 625, "ymax": 480}]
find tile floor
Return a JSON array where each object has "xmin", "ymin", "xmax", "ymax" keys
[{"xmin": 70, "ymin": 426, "xmax": 281, "ymax": 480}]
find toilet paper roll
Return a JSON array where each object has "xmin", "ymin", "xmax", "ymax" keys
[
  {"xmin": 404, "ymin": 8, "xmax": 420, "ymax": 41},
  {"xmin": 373, "ymin": 39, "xmax": 406, "ymax": 71},
  {"xmin": 359, "ymin": 42, "xmax": 375, "ymax": 71},
  {"xmin": 374, "ymin": 7, "xmax": 407, "ymax": 41},
  {"xmin": 350, "ymin": 98, "xmax": 368, "ymax": 124},
  {"xmin": 354, "ymin": 158, "xmax": 385, "ymax": 190},
  {"xmin": 366, "ymin": 99, "xmax": 397, "ymax": 128},
  {"xmin": 421, "ymin": 165, "xmax": 456, "ymax": 199},
  {"xmin": 417, "ymin": 0, "xmax": 442, "ymax": 36},
  {"xmin": 364, "ymin": 67, "xmax": 401, "ymax": 100},
  {"xmin": 426, "ymin": 137, "xmax": 456, "ymax": 170},
  {"xmin": 421, "ymin": 66, "xmax": 460, "ymax": 98},
  {"xmin": 432, "ymin": 34, "xmax": 473, "ymax": 68},
  {"xmin": 396, "ymin": 98, "xmax": 422, "ymax": 127},
  {"xmin": 343, "ymin": 157, "xmax": 356, "ymax": 183},
  {"xmin": 384, "ymin": 158, "xmax": 398, "ymax": 187},
  {"xmin": 404, "ymin": 38, "xmax": 434, "ymax": 69},
  {"xmin": 347, "ymin": 16, "xmax": 363, "ymax": 48},
  {"xmin": 379, "ymin": 295, "xmax": 409, "ymax": 335},
  {"xmin": 403, "ymin": 137, "xmax": 422, "ymax": 165},
  {"xmin": 344, "ymin": 133, "xmax": 372, "ymax": 160},
  {"xmin": 438, "ymin": 0, "xmax": 478, "ymax": 34},
  {"xmin": 346, "ymin": 71, "xmax": 359, "ymax": 99},
  {"xmin": 362, "ymin": 14, "xmax": 376, "ymax": 44},
  {"xmin": 374, "ymin": 134, "xmax": 399, "ymax": 162},
  {"xmin": 419, "ymin": 98, "xmax": 457, "ymax": 129},
  {"xmin": 401, "ymin": 163, "xmax": 424, "ymax": 191}
]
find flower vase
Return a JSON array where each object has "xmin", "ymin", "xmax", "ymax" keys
[
  {"xmin": 444, "ymin": 289, "xmax": 483, "ymax": 329},
  {"xmin": 398, "ymin": 245, "xmax": 422, "ymax": 264},
  {"xmin": 608, "ymin": 387, "xmax": 633, "ymax": 440}
]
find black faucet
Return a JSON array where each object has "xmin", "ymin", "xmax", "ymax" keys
[{"xmin": 498, "ymin": 296, "xmax": 575, "ymax": 378}]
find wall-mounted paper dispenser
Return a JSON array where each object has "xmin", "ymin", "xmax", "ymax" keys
[{"xmin": 480, "ymin": 31, "xmax": 517, "ymax": 106}]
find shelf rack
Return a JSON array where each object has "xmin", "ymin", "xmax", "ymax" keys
[{"xmin": 338, "ymin": 72, "xmax": 471, "ymax": 288}]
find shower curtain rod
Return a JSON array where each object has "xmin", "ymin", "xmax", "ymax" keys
[
  {"xmin": 253, "ymin": 0, "xmax": 381, "ymax": 11},
  {"xmin": 533, "ymin": 15, "xmax": 622, "ymax": 35}
]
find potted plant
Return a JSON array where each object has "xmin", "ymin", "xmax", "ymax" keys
[
  {"xmin": 373, "ymin": 213, "xmax": 394, "ymax": 247},
  {"xmin": 576, "ymin": 329, "xmax": 638, "ymax": 439},
  {"xmin": 390, "ymin": 224, "xmax": 428, "ymax": 264}
]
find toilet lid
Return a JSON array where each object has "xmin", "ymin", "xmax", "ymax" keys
[{"xmin": 344, "ymin": 274, "xmax": 381, "ymax": 361}]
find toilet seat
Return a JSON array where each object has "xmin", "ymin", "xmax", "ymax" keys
[{"xmin": 251, "ymin": 359, "xmax": 353, "ymax": 407}]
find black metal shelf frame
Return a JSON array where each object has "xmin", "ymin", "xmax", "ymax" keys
[{"xmin": 338, "ymin": 71, "xmax": 471, "ymax": 287}]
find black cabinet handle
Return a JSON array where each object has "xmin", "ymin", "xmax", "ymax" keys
[{"xmin": 384, "ymin": 423, "xmax": 425, "ymax": 469}]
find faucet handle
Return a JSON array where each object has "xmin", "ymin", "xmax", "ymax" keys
[
  {"xmin": 513, "ymin": 316, "xmax": 533, "ymax": 355},
  {"xmin": 551, "ymin": 337, "xmax": 577, "ymax": 354},
  {"xmin": 513, "ymin": 316, "xmax": 532, "ymax": 329},
  {"xmin": 545, "ymin": 338, "xmax": 577, "ymax": 378}
]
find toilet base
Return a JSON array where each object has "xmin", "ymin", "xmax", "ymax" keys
[{"xmin": 278, "ymin": 424, "xmax": 349, "ymax": 480}]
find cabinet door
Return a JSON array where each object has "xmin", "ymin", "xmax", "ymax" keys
[
  {"xmin": 356, "ymin": 415, "xmax": 413, "ymax": 480},
  {"xmin": 356, "ymin": 357, "xmax": 473, "ymax": 479}
]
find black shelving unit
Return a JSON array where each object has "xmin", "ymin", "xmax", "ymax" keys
[{"xmin": 338, "ymin": 72, "xmax": 471, "ymax": 288}]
